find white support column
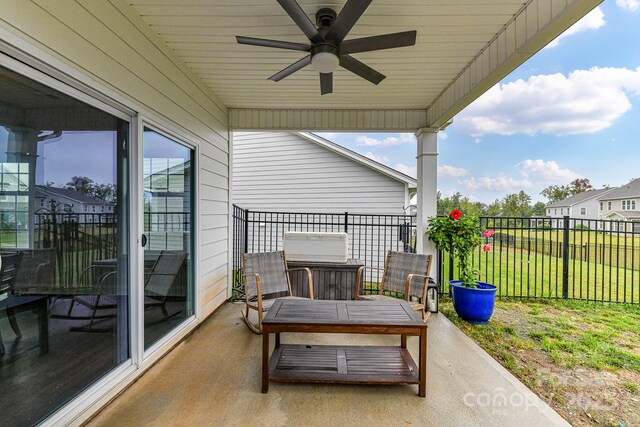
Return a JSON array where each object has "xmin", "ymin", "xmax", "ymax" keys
[{"xmin": 415, "ymin": 128, "xmax": 439, "ymax": 265}]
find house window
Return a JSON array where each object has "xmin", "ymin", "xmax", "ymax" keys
[
  {"xmin": 547, "ymin": 209, "xmax": 550, "ymax": 215},
  {"xmin": 622, "ymin": 200, "xmax": 636, "ymax": 210},
  {"xmin": 608, "ymin": 201, "xmax": 612, "ymax": 210},
  {"xmin": 554, "ymin": 208, "xmax": 557, "ymax": 215},
  {"xmin": 580, "ymin": 207, "xmax": 586, "ymax": 215},
  {"xmin": 600, "ymin": 202, "xmax": 603, "ymax": 211}
]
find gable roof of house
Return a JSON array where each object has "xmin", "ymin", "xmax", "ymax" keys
[
  {"xmin": 604, "ymin": 211, "xmax": 640, "ymax": 220},
  {"xmin": 35, "ymin": 185, "xmax": 111, "ymax": 205},
  {"xmin": 599, "ymin": 178, "xmax": 640, "ymax": 201},
  {"xmin": 301, "ymin": 132, "xmax": 417, "ymax": 189},
  {"xmin": 546, "ymin": 188, "xmax": 615, "ymax": 208}
]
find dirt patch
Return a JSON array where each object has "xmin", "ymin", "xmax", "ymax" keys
[{"xmin": 441, "ymin": 300, "xmax": 640, "ymax": 427}]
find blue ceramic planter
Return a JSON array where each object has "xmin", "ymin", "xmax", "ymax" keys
[{"xmin": 449, "ymin": 281, "xmax": 497, "ymax": 324}]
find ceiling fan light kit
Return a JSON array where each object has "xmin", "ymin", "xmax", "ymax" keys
[{"xmin": 236, "ymin": 0, "xmax": 417, "ymax": 95}]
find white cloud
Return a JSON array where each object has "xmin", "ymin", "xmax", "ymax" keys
[
  {"xmin": 461, "ymin": 176, "xmax": 532, "ymax": 193},
  {"xmin": 616, "ymin": 0, "xmax": 640, "ymax": 11},
  {"xmin": 318, "ymin": 132, "xmax": 337, "ymax": 139},
  {"xmin": 438, "ymin": 131, "xmax": 448, "ymax": 140},
  {"xmin": 364, "ymin": 151, "xmax": 388, "ymax": 163},
  {"xmin": 545, "ymin": 7, "xmax": 605, "ymax": 48},
  {"xmin": 356, "ymin": 133, "xmax": 415, "ymax": 147},
  {"xmin": 456, "ymin": 66, "xmax": 640, "ymax": 136},
  {"xmin": 517, "ymin": 159, "xmax": 581, "ymax": 182},
  {"xmin": 394, "ymin": 163, "xmax": 417, "ymax": 178},
  {"xmin": 438, "ymin": 164, "xmax": 469, "ymax": 177}
]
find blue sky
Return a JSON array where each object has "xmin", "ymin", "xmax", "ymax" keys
[{"xmin": 318, "ymin": 0, "xmax": 640, "ymax": 204}]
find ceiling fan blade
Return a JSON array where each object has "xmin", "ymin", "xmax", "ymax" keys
[
  {"xmin": 341, "ymin": 31, "xmax": 417, "ymax": 55},
  {"xmin": 326, "ymin": 0, "xmax": 373, "ymax": 44},
  {"xmin": 236, "ymin": 36, "xmax": 310, "ymax": 52},
  {"xmin": 268, "ymin": 55, "xmax": 312, "ymax": 81},
  {"xmin": 339, "ymin": 55, "xmax": 385, "ymax": 85},
  {"xmin": 276, "ymin": 0, "xmax": 323, "ymax": 43},
  {"xmin": 320, "ymin": 73, "xmax": 333, "ymax": 95}
]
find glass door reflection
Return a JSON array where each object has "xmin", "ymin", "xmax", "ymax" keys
[{"xmin": 142, "ymin": 128, "xmax": 194, "ymax": 349}]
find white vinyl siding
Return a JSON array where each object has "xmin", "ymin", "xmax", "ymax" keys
[
  {"xmin": 0, "ymin": 1, "xmax": 230, "ymax": 317},
  {"xmin": 233, "ymin": 132, "xmax": 408, "ymax": 214}
]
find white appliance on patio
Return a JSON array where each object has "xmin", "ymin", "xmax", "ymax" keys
[{"xmin": 283, "ymin": 231, "xmax": 348, "ymax": 263}]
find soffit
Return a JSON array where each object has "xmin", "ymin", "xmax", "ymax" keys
[{"xmin": 128, "ymin": 0, "xmax": 600, "ymax": 129}]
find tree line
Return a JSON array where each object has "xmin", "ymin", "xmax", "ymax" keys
[{"xmin": 437, "ymin": 178, "xmax": 594, "ymax": 218}]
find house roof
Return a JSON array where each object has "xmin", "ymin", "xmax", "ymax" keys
[
  {"xmin": 604, "ymin": 211, "xmax": 640, "ymax": 220},
  {"xmin": 129, "ymin": 1, "xmax": 599, "ymax": 131},
  {"xmin": 35, "ymin": 185, "xmax": 111, "ymax": 205},
  {"xmin": 299, "ymin": 132, "xmax": 417, "ymax": 188},
  {"xmin": 546, "ymin": 188, "xmax": 615, "ymax": 208},
  {"xmin": 598, "ymin": 178, "xmax": 640, "ymax": 201}
]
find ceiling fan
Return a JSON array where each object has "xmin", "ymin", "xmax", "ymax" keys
[{"xmin": 235, "ymin": 0, "xmax": 417, "ymax": 95}]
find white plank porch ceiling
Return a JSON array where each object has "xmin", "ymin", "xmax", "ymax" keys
[{"xmin": 128, "ymin": 0, "xmax": 600, "ymax": 129}]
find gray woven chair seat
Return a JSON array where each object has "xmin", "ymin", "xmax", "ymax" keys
[
  {"xmin": 241, "ymin": 251, "xmax": 314, "ymax": 333},
  {"xmin": 357, "ymin": 294, "xmax": 399, "ymax": 302},
  {"xmin": 355, "ymin": 250, "xmax": 433, "ymax": 321}
]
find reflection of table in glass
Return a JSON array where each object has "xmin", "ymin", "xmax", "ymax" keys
[{"xmin": 261, "ymin": 299, "xmax": 427, "ymax": 396}]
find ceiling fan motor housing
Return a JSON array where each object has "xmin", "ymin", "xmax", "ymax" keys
[{"xmin": 315, "ymin": 8, "xmax": 337, "ymax": 29}]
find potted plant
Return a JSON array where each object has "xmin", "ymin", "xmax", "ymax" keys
[{"xmin": 427, "ymin": 209, "xmax": 497, "ymax": 324}]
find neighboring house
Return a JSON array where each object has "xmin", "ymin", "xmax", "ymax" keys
[
  {"xmin": 233, "ymin": 131, "xmax": 417, "ymax": 256},
  {"xmin": 545, "ymin": 188, "xmax": 616, "ymax": 228},
  {"xmin": 598, "ymin": 178, "xmax": 640, "ymax": 233},
  {"xmin": 35, "ymin": 185, "xmax": 114, "ymax": 222},
  {"xmin": 233, "ymin": 131, "xmax": 416, "ymax": 214}
]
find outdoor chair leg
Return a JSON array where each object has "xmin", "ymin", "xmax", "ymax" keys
[{"xmin": 241, "ymin": 306, "xmax": 262, "ymax": 334}]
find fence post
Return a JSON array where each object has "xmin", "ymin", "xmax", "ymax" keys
[
  {"xmin": 344, "ymin": 211, "xmax": 348, "ymax": 234},
  {"xmin": 562, "ymin": 215, "xmax": 569, "ymax": 299},
  {"xmin": 243, "ymin": 208, "xmax": 249, "ymax": 255}
]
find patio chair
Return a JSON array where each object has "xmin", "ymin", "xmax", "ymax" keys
[
  {"xmin": 354, "ymin": 250, "xmax": 435, "ymax": 321},
  {"xmin": 241, "ymin": 251, "xmax": 313, "ymax": 334}
]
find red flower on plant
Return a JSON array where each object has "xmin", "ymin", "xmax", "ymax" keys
[
  {"xmin": 482, "ymin": 244, "xmax": 491, "ymax": 252},
  {"xmin": 450, "ymin": 209, "xmax": 462, "ymax": 220},
  {"xmin": 483, "ymin": 229, "xmax": 495, "ymax": 238}
]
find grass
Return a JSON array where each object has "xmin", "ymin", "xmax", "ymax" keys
[
  {"xmin": 441, "ymin": 248, "xmax": 640, "ymax": 303},
  {"xmin": 441, "ymin": 298, "xmax": 640, "ymax": 426}
]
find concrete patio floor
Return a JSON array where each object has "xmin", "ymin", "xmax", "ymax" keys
[{"xmin": 88, "ymin": 302, "xmax": 569, "ymax": 426}]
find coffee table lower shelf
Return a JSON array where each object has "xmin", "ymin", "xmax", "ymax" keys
[{"xmin": 269, "ymin": 344, "xmax": 420, "ymax": 385}]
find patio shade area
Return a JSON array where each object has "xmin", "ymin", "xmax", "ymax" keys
[{"xmin": 87, "ymin": 302, "xmax": 569, "ymax": 427}]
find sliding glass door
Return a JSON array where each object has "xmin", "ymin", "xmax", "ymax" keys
[
  {"xmin": 0, "ymin": 65, "xmax": 129, "ymax": 425},
  {"xmin": 142, "ymin": 128, "xmax": 194, "ymax": 349}
]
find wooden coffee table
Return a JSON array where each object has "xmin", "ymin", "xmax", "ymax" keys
[{"xmin": 261, "ymin": 299, "xmax": 427, "ymax": 396}]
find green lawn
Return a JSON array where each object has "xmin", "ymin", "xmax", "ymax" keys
[
  {"xmin": 441, "ymin": 248, "xmax": 640, "ymax": 303},
  {"xmin": 441, "ymin": 299, "xmax": 640, "ymax": 427}
]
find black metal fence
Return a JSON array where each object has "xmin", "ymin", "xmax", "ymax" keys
[
  {"xmin": 439, "ymin": 216, "xmax": 639, "ymax": 304},
  {"xmin": 233, "ymin": 207, "xmax": 639, "ymax": 304},
  {"xmin": 232, "ymin": 205, "xmax": 416, "ymax": 297},
  {"xmin": 33, "ymin": 212, "xmax": 117, "ymax": 287}
]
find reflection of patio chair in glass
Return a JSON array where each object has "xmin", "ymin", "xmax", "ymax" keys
[
  {"xmin": 144, "ymin": 252, "xmax": 187, "ymax": 318},
  {"xmin": 0, "ymin": 252, "xmax": 24, "ymax": 354},
  {"xmin": 241, "ymin": 251, "xmax": 313, "ymax": 334},
  {"xmin": 64, "ymin": 265, "xmax": 118, "ymax": 332},
  {"xmin": 13, "ymin": 248, "xmax": 56, "ymax": 294},
  {"xmin": 354, "ymin": 250, "xmax": 435, "ymax": 321}
]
